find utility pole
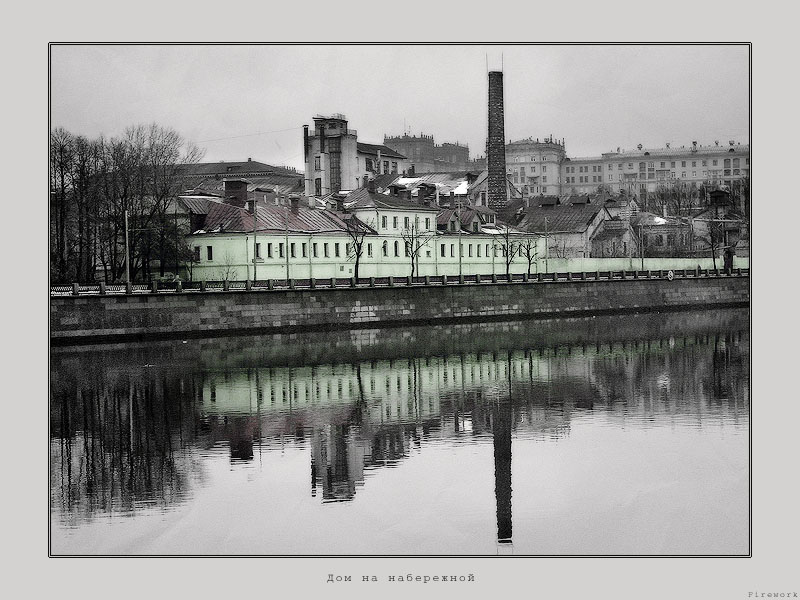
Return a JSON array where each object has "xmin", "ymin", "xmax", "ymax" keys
[
  {"xmin": 252, "ymin": 198, "xmax": 258, "ymax": 283},
  {"xmin": 284, "ymin": 198, "xmax": 290, "ymax": 281},
  {"xmin": 124, "ymin": 209, "xmax": 131, "ymax": 284},
  {"xmin": 544, "ymin": 216, "xmax": 549, "ymax": 273},
  {"xmin": 457, "ymin": 197, "xmax": 463, "ymax": 278}
]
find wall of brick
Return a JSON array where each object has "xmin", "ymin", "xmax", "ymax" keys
[
  {"xmin": 51, "ymin": 276, "xmax": 750, "ymax": 344},
  {"xmin": 487, "ymin": 71, "xmax": 507, "ymax": 209}
]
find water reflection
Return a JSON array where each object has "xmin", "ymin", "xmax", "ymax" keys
[{"xmin": 50, "ymin": 308, "xmax": 749, "ymax": 553}]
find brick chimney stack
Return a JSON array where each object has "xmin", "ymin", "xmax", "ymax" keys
[
  {"xmin": 223, "ymin": 178, "xmax": 249, "ymax": 208},
  {"xmin": 487, "ymin": 71, "xmax": 507, "ymax": 210}
]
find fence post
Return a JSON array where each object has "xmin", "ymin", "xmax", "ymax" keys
[
  {"xmin": 537, "ymin": 272, "xmax": 543, "ymax": 282},
  {"xmin": 350, "ymin": 277, "xmax": 356, "ymax": 287},
  {"xmin": 424, "ymin": 275, "xmax": 431, "ymax": 286},
  {"xmin": 568, "ymin": 272, "xmax": 574, "ymax": 281},
  {"xmin": 126, "ymin": 282, "xmax": 133, "ymax": 295},
  {"xmin": 99, "ymin": 282, "xmax": 106, "ymax": 295},
  {"xmin": 369, "ymin": 277, "xmax": 375, "ymax": 288},
  {"xmin": 407, "ymin": 275, "xmax": 413, "ymax": 286},
  {"xmin": 175, "ymin": 280, "xmax": 182, "ymax": 293},
  {"xmin": 459, "ymin": 274, "xmax": 464, "ymax": 285},
  {"xmin": 441, "ymin": 274, "xmax": 447, "ymax": 285},
  {"xmin": 310, "ymin": 278, "xmax": 316, "ymax": 289},
  {"xmin": 289, "ymin": 278, "xmax": 295, "ymax": 289},
  {"xmin": 388, "ymin": 276, "xmax": 394, "ymax": 287},
  {"xmin": 245, "ymin": 280, "xmax": 252, "ymax": 291},
  {"xmin": 71, "ymin": 283, "xmax": 79, "ymax": 296},
  {"xmin": 330, "ymin": 278, "xmax": 337, "ymax": 288},
  {"xmin": 151, "ymin": 280, "xmax": 158, "ymax": 294},
  {"xmin": 595, "ymin": 270, "xmax": 600, "ymax": 281},
  {"xmin": 737, "ymin": 267, "xmax": 742, "ymax": 276},
  {"xmin": 476, "ymin": 273, "xmax": 481, "ymax": 284},
  {"xmin": 522, "ymin": 272, "xmax": 528, "ymax": 283},
  {"xmin": 200, "ymin": 281, "xmax": 206, "ymax": 292},
  {"xmin": 492, "ymin": 273, "xmax": 498, "ymax": 283},
  {"xmin": 223, "ymin": 280, "xmax": 230, "ymax": 291},
  {"xmin": 267, "ymin": 279, "xmax": 274, "ymax": 290}
]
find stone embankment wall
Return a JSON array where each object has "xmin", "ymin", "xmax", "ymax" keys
[{"xmin": 51, "ymin": 276, "xmax": 750, "ymax": 344}]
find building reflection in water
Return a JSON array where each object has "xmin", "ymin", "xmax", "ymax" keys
[{"xmin": 51, "ymin": 311, "xmax": 749, "ymax": 546}]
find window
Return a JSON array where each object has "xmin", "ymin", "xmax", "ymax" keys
[
  {"xmin": 404, "ymin": 216, "xmax": 410, "ymax": 228},
  {"xmin": 440, "ymin": 244, "xmax": 446, "ymax": 257},
  {"xmin": 314, "ymin": 178, "xmax": 321, "ymax": 196},
  {"xmin": 383, "ymin": 241, "xmax": 388, "ymax": 257},
  {"xmin": 381, "ymin": 216, "xmax": 387, "ymax": 229},
  {"xmin": 367, "ymin": 243, "xmax": 372, "ymax": 257},
  {"xmin": 692, "ymin": 171, "xmax": 696, "ymax": 177},
  {"xmin": 391, "ymin": 161, "xmax": 398, "ymax": 174},
  {"xmin": 543, "ymin": 176, "xmax": 547, "ymax": 183},
  {"xmin": 193, "ymin": 246, "xmax": 201, "ymax": 261},
  {"xmin": 468, "ymin": 244, "xmax": 473, "ymax": 257},
  {"xmin": 425, "ymin": 218, "xmax": 430, "ymax": 230},
  {"xmin": 206, "ymin": 246, "xmax": 213, "ymax": 261},
  {"xmin": 486, "ymin": 244, "xmax": 490, "ymax": 257},
  {"xmin": 312, "ymin": 243, "xmax": 317, "ymax": 258},
  {"xmin": 682, "ymin": 172, "xmax": 686, "ymax": 178},
  {"xmin": 404, "ymin": 242, "xmax": 410, "ymax": 257},
  {"xmin": 302, "ymin": 243, "xmax": 307, "ymax": 258},
  {"xmin": 542, "ymin": 165, "xmax": 547, "ymax": 172},
  {"xmin": 393, "ymin": 216, "xmax": 398, "ymax": 229},
  {"xmin": 314, "ymin": 156, "xmax": 321, "ymax": 170},
  {"xmin": 345, "ymin": 243, "xmax": 350, "ymax": 256},
  {"xmin": 733, "ymin": 158, "xmax": 740, "ymax": 167},
  {"xmin": 450, "ymin": 244, "xmax": 454, "ymax": 257},
  {"xmin": 334, "ymin": 243, "xmax": 340, "ymax": 257},
  {"xmin": 671, "ymin": 161, "xmax": 676, "ymax": 168},
  {"xmin": 267, "ymin": 243, "xmax": 273, "ymax": 258},
  {"xmin": 681, "ymin": 161, "xmax": 686, "ymax": 167},
  {"xmin": 713, "ymin": 159, "xmax": 718, "ymax": 166},
  {"xmin": 394, "ymin": 241, "xmax": 399, "ymax": 257},
  {"xmin": 618, "ymin": 163, "xmax": 623, "ymax": 169},
  {"xmin": 477, "ymin": 244, "xmax": 482, "ymax": 257},
  {"xmin": 255, "ymin": 243, "xmax": 261, "ymax": 259},
  {"xmin": 323, "ymin": 243, "xmax": 329, "ymax": 258},
  {"xmin": 383, "ymin": 160, "xmax": 389, "ymax": 173},
  {"xmin": 702, "ymin": 160, "xmax": 707, "ymax": 166},
  {"xmin": 290, "ymin": 243, "xmax": 296, "ymax": 258},
  {"xmin": 278, "ymin": 243, "xmax": 284, "ymax": 258},
  {"xmin": 542, "ymin": 186, "xmax": 547, "ymax": 193},
  {"xmin": 660, "ymin": 162, "xmax": 665, "ymax": 168}
]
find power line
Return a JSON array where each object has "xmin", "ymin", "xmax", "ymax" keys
[{"xmin": 197, "ymin": 126, "xmax": 302, "ymax": 144}]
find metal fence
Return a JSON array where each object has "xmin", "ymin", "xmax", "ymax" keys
[{"xmin": 51, "ymin": 267, "xmax": 749, "ymax": 297}]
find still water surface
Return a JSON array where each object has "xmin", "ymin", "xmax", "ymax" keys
[{"xmin": 50, "ymin": 308, "xmax": 749, "ymax": 555}]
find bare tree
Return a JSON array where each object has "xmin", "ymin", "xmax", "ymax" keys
[
  {"xmin": 219, "ymin": 251, "xmax": 239, "ymax": 282},
  {"xmin": 519, "ymin": 233, "xmax": 540, "ymax": 276},
  {"xmin": 50, "ymin": 124, "xmax": 204, "ymax": 284},
  {"xmin": 344, "ymin": 216, "xmax": 371, "ymax": 280},
  {"xmin": 401, "ymin": 217, "xmax": 436, "ymax": 278},
  {"xmin": 493, "ymin": 227, "xmax": 521, "ymax": 279}
]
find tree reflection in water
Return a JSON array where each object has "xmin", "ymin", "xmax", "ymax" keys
[{"xmin": 51, "ymin": 309, "xmax": 749, "ymax": 538}]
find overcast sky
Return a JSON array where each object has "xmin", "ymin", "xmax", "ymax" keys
[{"xmin": 50, "ymin": 44, "xmax": 749, "ymax": 170}]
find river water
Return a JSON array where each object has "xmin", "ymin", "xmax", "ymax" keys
[{"xmin": 50, "ymin": 308, "xmax": 749, "ymax": 555}]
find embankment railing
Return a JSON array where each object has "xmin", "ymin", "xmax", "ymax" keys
[{"xmin": 51, "ymin": 267, "xmax": 750, "ymax": 297}]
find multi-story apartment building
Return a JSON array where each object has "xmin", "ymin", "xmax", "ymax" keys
[
  {"xmin": 383, "ymin": 133, "xmax": 471, "ymax": 173},
  {"xmin": 561, "ymin": 141, "xmax": 750, "ymax": 200},
  {"xmin": 504, "ymin": 137, "xmax": 567, "ymax": 197},
  {"xmin": 304, "ymin": 114, "xmax": 410, "ymax": 196}
]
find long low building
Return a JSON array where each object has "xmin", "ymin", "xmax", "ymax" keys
[{"xmin": 184, "ymin": 180, "xmax": 542, "ymax": 282}]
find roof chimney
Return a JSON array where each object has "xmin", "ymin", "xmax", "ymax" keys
[
  {"xmin": 223, "ymin": 178, "xmax": 249, "ymax": 208},
  {"xmin": 289, "ymin": 193, "xmax": 300, "ymax": 213},
  {"xmin": 368, "ymin": 179, "xmax": 376, "ymax": 193}
]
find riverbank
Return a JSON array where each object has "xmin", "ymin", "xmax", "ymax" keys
[{"xmin": 51, "ymin": 270, "xmax": 749, "ymax": 345}]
